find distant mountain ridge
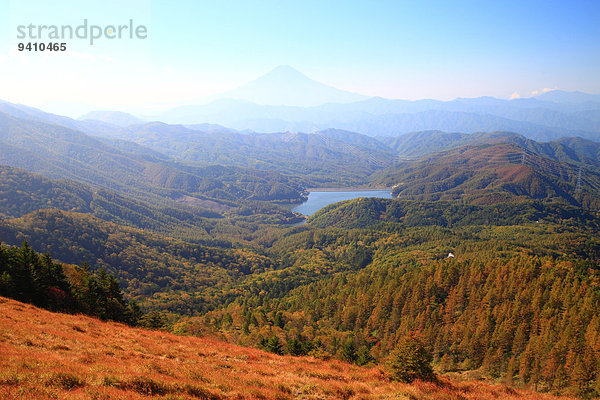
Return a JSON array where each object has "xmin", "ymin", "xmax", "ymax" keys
[
  {"xmin": 534, "ymin": 90, "xmax": 600, "ymax": 104},
  {"xmin": 146, "ymin": 69, "xmax": 600, "ymax": 141},
  {"xmin": 4, "ymin": 66, "xmax": 597, "ymax": 142},
  {"xmin": 379, "ymin": 130, "xmax": 600, "ymax": 163},
  {"xmin": 5, "ymin": 65, "xmax": 600, "ymax": 143},
  {"xmin": 3, "ymin": 96, "xmax": 600, "ymax": 192}
]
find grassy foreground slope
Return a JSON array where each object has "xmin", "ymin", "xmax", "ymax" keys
[{"xmin": 0, "ymin": 297, "xmax": 575, "ymax": 400}]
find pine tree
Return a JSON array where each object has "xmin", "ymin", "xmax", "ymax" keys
[
  {"xmin": 386, "ymin": 335, "xmax": 435, "ymax": 383},
  {"xmin": 341, "ymin": 337, "xmax": 357, "ymax": 363},
  {"xmin": 286, "ymin": 338, "xmax": 305, "ymax": 356},
  {"xmin": 264, "ymin": 336, "xmax": 283, "ymax": 355},
  {"xmin": 356, "ymin": 345, "xmax": 375, "ymax": 366}
]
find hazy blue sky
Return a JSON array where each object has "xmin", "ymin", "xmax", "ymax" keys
[{"xmin": 1, "ymin": 0, "xmax": 599, "ymax": 113}]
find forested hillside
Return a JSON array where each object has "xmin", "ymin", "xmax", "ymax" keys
[
  {"xmin": 308, "ymin": 198, "xmax": 600, "ymax": 229},
  {"xmin": 0, "ymin": 165, "xmax": 303, "ymax": 243},
  {"xmin": 0, "ymin": 242, "xmax": 141, "ymax": 324},
  {"xmin": 373, "ymin": 143, "xmax": 600, "ymax": 208},
  {"xmin": 0, "ymin": 209, "xmax": 279, "ymax": 313},
  {"xmin": 191, "ymin": 223, "xmax": 600, "ymax": 397},
  {"xmin": 0, "ymin": 112, "xmax": 306, "ymax": 205},
  {"xmin": 379, "ymin": 131, "xmax": 600, "ymax": 164}
]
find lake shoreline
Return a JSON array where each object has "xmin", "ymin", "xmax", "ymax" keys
[{"xmin": 292, "ymin": 189, "xmax": 394, "ymax": 216}]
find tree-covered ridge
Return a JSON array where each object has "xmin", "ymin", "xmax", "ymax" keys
[
  {"xmin": 182, "ymin": 221, "xmax": 600, "ymax": 397},
  {"xmin": 380, "ymin": 131, "xmax": 600, "ymax": 165},
  {"xmin": 372, "ymin": 143, "xmax": 600, "ymax": 208},
  {"xmin": 0, "ymin": 112, "xmax": 306, "ymax": 205},
  {"xmin": 0, "ymin": 165, "xmax": 220, "ymax": 236},
  {"xmin": 111, "ymin": 124, "xmax": 397, "ymax": 186},
  {"xmin": 0, "ymin": 209, "xmax": 277, "ymax": 314},
  {"xmin": 276, "ymin": 254, "xmax": 599, "ymax": 394},
  {"xmin": 0, "ymin": 165, "xmax": 303, "ymax": 245},
  {"xmin": 0, "ymin": 241, "xmax": 141, "ymax": 324},
  {"xmin": 308, "ymin": 197, "xmax": 600, "ymax": 230}
]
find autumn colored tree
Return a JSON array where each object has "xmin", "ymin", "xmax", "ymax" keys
[{"xmin": 386, "ymin": 335, "xmax": 435, "ymax": 383}]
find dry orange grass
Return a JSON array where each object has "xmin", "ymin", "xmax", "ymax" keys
[{"xmin": 0, "ymin": 297, "xmax": 576, "ymax": 399}]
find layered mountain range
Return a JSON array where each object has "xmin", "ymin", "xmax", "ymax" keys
[
  {"xmin": 29, "ymin": 66, "xmax": 597, "ymax": 142},
  {"xmin": 85, "ymin": 66, "xmax": 600, "ymax": 141}
]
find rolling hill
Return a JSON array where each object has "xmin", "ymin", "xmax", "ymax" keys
[
  {"xmin": 379, "ymin": 131, "xmax": 600, "ymax": 165},
  {"xmin": 0, "ymin": 99, "xmax": 118, "ymax": 136},
  {"xmin": 0, "ymin": 165, "xmax": 230, "ymax": 242}
]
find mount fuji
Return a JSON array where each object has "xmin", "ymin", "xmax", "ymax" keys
[{"xmin": 212, "ymin": 65, "xmax": 368, "ymax": 107}]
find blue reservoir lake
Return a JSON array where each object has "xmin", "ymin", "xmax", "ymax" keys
[{"xmin": 291, "ymin": 190, "xmax": 393, "ymax": 216}]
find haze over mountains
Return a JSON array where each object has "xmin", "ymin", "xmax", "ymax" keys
[
  {"xmin": 58, "ymin": 66, "xmax": 599, "ymax": 143},
  {"xmin": 2, "ymin": 65, "xmax": 600, "ymax": 253},
  {"xmin": 2, "ymin": 94, "xmax": 600, "ymax": 211}
]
